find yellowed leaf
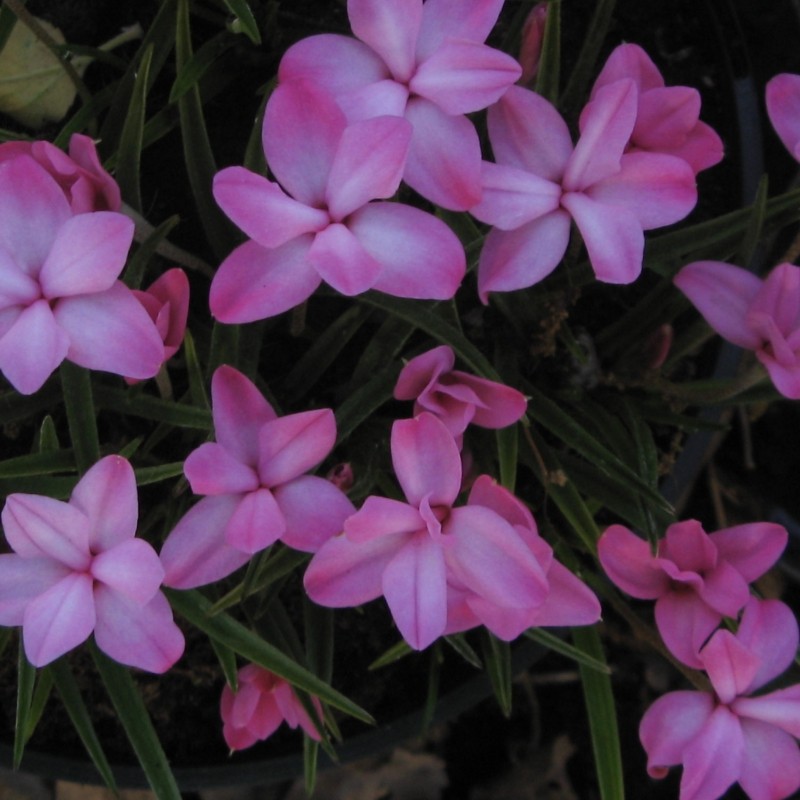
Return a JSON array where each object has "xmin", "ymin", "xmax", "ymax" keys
[{"xmin": 0, "ymin": 16, "xmax": 90, "ymax": 129}]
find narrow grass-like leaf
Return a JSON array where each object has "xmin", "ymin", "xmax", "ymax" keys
[
  {"xmin": 115, "ymin": 44, "xmax": 152, "ymax": 211},
  {"xmin": 0, "ymin": 2, "xmax": 20, "ymax": 54},
  {"xmin": 60, "ymin": 362, "xmax": 100, "ymax": 474},
  {"xmin": 0, "ymin": 449, "xmax": 74, "ymax": 477},
  {"xmin": 93, "ymin": 385, "xmax": 212, "ymax": 429},
  {"xmin": 444, "ymin": 634, "xmax": 482, "ymax": 669},
  {"xmin": 349, "ymin": 314, "xmax": 414, "ymax": 388},
  {"xmin": 169, "ymin": 32, "xmax": 237, "ymax": 102},
  {"xmin": 0, "ymin": 628, "xmax": 12, "ymax": 658},
  {"xmin": 304, "ymin": 737, "xmax": 320, "ymax": 796},
  {"xmin": 176, "ymin": 0, "xmax": 233, "ymax": 259},
  {"xmin": 134, "ymin": 462, "xmax": 185, "ymax": 485},
  {"xmin": 573, "ymin": 626, "xmax": 625, "ymax": 800},
  {"xmin": 496, "ymin": 424, "xmax": 518, "ymax": 493},
  {"xmin": 524, "ymin": 628, "xmax": 610, "ymax": 673},
  {"xmin": 335, "ymin": 364, "xmax": 401, "ymax": 443},
  {"xmin": 13, "ymin": 644, "xmax": 35, "ymax": 768},
  {"xmin": 183, "ymin": 330, "xmax": 210, "ymax": 411},
  {"xmin": 207, "ymin": 321, "xmax": 240, "ymax": 377},
  {"xmin": 534, "ymin": 0, "xmax": 561, "ymax": 103},
  {"xmin": 304, "ymin": 598, "xmax": 334, "ymax": 684},
  {"xmin": 224, "ymin": 0, "xmax": 261, "ymax": 44},
  {"xmin": 37, "ymin": 415, "xmax": 59, "ymax": 452},
  {"xmin": 210, "ymin": 637, "xmax": 239, "ymax": 691},
  {"xmin": 91, "ymin": 643, "xmax": 182, "ymax": 800},
  {"xmin": 54, "ymin": 82, "xmax": 116, "ymax": 148},
  {"xmin": 368, "ymin": 639, "xmax": 413, "ymax": 670},
  {"xmin": 123, "ymin": 214, "xmax": 181, "ymax": 290},
  {"xmin": 48, "ymin": 659, "xmax": 118, "ymax": 792},
  {"xmin": 482, "ymin": 632, "xmax": 512, "ymax": 717},
  {"xmin": 735, "ymin": 173, "xmax": 768, "ymax": 268},
  {"xmin": 421, "ymin": 648, "xmax": 442, "ymax": 731},
  {"xmin": 166, "ymin": 589, "xmax": 374, "ymax": 724},
  {"xmin": 0, "ymin": 475, "xmax": 75, "ymax": 498},
  {"xmin": 24, "ymin": 668, "xmax": 53, "ymax": 742}
]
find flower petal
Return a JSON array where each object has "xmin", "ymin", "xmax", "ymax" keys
[
  {"xmin": 0, "ymin": 299, "xmax": 69, "ymax": 394},
  {"xmin": 394, "ymin": 345, "xmax": 454, "ymax": 400},
  {"xmin": 700, "ymin": 629, "xmax": 760, "ymax": 705},
  {"xmin": 273, "ymin": 475, "xmax": 356, "ymax": 553},
  {"xmin": 383, "ymin": 531, "xmax": 447, "ymax": 650},
  {"xmin": 349, "ymin": 202, "xmax": 466, "ymax": 299},
  {"xmin": 308, "ymin": 223, "xmax": 382, "ymax": 296},
  {"xmin": 213, "ymin": 167, "xmax": 328, "ymax": 249},
  {"xmin": 91, "ymin": 538, "xmax": 164, "ymax": 606},
  {"xmin": 70, "ymin": 455, "xmax": 138, "ymax": 551},
  {"xmin": 22, "ymin": 572, "xmax": 95, "ymax": 666},
  {"xmin": 673, "ymin": 260, "xmax": 763, "ymax": 350},
  {"xmin": 209, "ymin": 237, "xmax": 320, "ymax": 323},
  {"xmin": 417, "ymin": 0, "xmax": 504, "ymax": 59},
  {"xmin": 184, "ymin": 442, "xmax": 260, "ymax": 495},
  {"xmin": 597, "ymin": 524, "xmax": 668, "ymax": 599},
  {"xmin": 766, "ymin": 73, "xmax": 800, "ymax": 162},
  {"xmin": 38, "ymin": 212, "xmax": 134, "ymax": 298},
  {"xmin": 160, "ymin": 495, "xmax": 252, "ymax": 589},
  {"xmin": 476, "ymin": 212, "xmax": 571, "ymax": 302},
  {"xmin": 737, "ymin": 718, "xmax": 800, "ymax": 800},
  {"xmin": 452, "ymin": 372, "xmax": 527, "ymax": 428},
  {"xmin": 257, "ymin": 409, "xmax": 336, "ymax": 487},
  {"xmin": 94, "ymin": 587, "xmax": 184, "ymax": 673},
  {"xmin": 348, "ymin": 0, "xmax": 421, "ymax": 83},
  {"xmin": 54, "ymin": 282, "xmax": 164, "ymax": 379},
  {"xmin": 527, "ymin": 560, "xmax": 601, "ymax": 626},
  {"xmin": 734, "ymin": 686, "xmax": 800, "ymax": 740},
  {"xmin": 0, "ymin": 554, "xmax": 69, "ymax": 625},
  {"xmin": 403, "ymin": 98, "xmax": 482, "ymax": 210},
  {"xmin": 655, "ymin": 590, "xmax": 721, "ymax": 669},
  {"xmin": 326, "ymin": 116, "xmax": 412, "ymax": 220},
  {"xmin": 344, "ymin": 496, "xmax": 424, "ymax": 542},
  {"xmin": 224, "ymin": 488, "xmax": 285, "ymax": 554}
]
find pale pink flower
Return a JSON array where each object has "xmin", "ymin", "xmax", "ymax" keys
[
  {"xmin": 588, "ymin": 44, "xmax": 723, "ymax": 174},
  {"xmin": 675, "ymin": 260, "xmax": 800, "ymax": 399},
  {"xmin": 220, "ymin": 664, "xmax": 322, "ymax": 751},
  {"xmin": 278, "ymin": 0, "xmax": 521, "ymax": 210},
  {"xmin": 518, "ymin": 3, "xmax": 548, "ymax": 85},
  {"xmin": 126, "ymin": 268, "xmax": 190, "ymax": 382},
  {"xmin": 640, "ymin": 598, "xmax": 800, "ymax": 800},
  {"xmin": 766, "ymin": 73, "xmax": 800, "ymax": 162},
  {"xmin": 211, "ymin": 80, "xmax": 465, "ymax": 322},
  {"xmin": 304, "ymin": 412, "xmax": 550, "ymax": 651},
  {"xmin": 444, "ymin": 475, "xmax": 600, "ymax": 640},
  {"xmin": 0, "ymin": 155, "xmax": 164, "ymax": 394},
  {"xmin": 0, "ymin": 133, "xmax": 121, "ymax": 213},
  {"xmin": 471, "ymin": 82, "xmax": 697, "ymax": 299},
  {"xmin": 0, "ymin": 456, "xmax": 185, "ymax": 672},
  {"xmin": 161, "ymin": 365, "xmax": 355, "ymax": 589},
  {"xmin": 598, "ymin": 519, "xmax": 787, "ymax": 668},
  {"xmin": 393, "ymin": 345, "xmax": 527, "ymax": 439}
]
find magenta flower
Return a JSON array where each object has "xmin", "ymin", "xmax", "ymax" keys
[
  {"xmin": 598, "ymin": 519, "xmax": 787, "ymax": 668},
  {"xmin": 393, "ymin": 345, "xmax": 528, "ymax": 439},
  {"xmin": 444, "ymin": 476, "xmax": 601, "ymax": 640},
  {"xmin": 0, "ymin": 155, "xmax": 164, "ymax": 394},
  {"xmin": 127, "ymin": 268, "xmax": 190, "ymax": 382},
  {"xmin": 161, "ymin": 365, "xmax": 355, "ymax": 589},
  {"xmin": 518, "ymin": 3, "xmax": 548, "ymax": 85},
  {"xmin": 766, "ymin": 73, "xmax": 800, "ymax": 161},
  {"xmin": 221, "ymin": 664, "xmax": 322, "ymax": 751},
  {"xmin": 588, "ymin": 44, "xmax": 723, "ymax": 174},
  {"xmin": 278, "ymin": 0, "xmax": 521, "ymax": 210},
  {"xmin": 304, "ymin": 412, "xmax": 550, "ymax": 650},
  {"xmin": 470, "ymin": 82, "xmax": 697, "ymax": 299},
  {"xmin": 640, "ymin": 598, "xmax": 800, "ymax": 800},
  {"xmin": 210, "ymin": 80, "xmax": 465, "ymax": 322},
  {"xmin": 0, "ymin": 133, "xmax": 121, "ymax": 213},
  {"xmin": 0, "ymin": 456, "xmax": 185, "ymax": 672},
  {"xmin": 675, "ymin": 260, "xmax": 800, "ymax": 399}
]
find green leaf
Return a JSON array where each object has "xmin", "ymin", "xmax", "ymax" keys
[
  {"xmin": 0, "ymin": 449, "xmax": 74, "ymax": 477},
  {"xmin": 210, "ymin": 637, "xmax": 239, "ymax": 691},
  {"xmin": 37, "ymin": 415, "xmax": 59, "ymax": 452},
  {"xmin": 443, "ymin": 634, "xmax": 482, "ymax": 669},
  {"xmin": 573, "ymin": 626, "xmax": 625, "ymax": 800},
  {"xmin": 421, "ymin": 647, "xmax": 442, "ymax": 731},
  {"xmin": 0, "ymin": 627, "xmax": 12, "ymax": 658},
  {"xmin": 481, "ymin": 632, "xmax": 512, "ymax": 717},
  {"xmin": 368, "ymin": 639, "xmax": 413, "ymax": 670},
  {"xmin": 534, "ymin": 0, "xmax": 561, "ymax": 103},
  {"xmin": 304, "ymin": 598, "xmax": 334, "ymax": 684},
  {"xmin": 735, "ymin": 173, "xmax": 768, "ymax": 268},
  {"xmin": 14, "ymin": 643, "xmax": 36, "ymax": 768},
  {"xmin": 183, "ymin": 330, "xmax": 210, "ymax": 411},
  {"xmin": 304, "ymin": 737, "xmax": 320, "ymax": 796},
  {"xmin": 169, "ymin": 32, "xmax": 237, "ymax": 102},
  {"xmin": 24, "ymin": 667, "xmax": 53, "ymax": 743},
  {"xmin": 91, "ymin": 643, "xmax": 181, "ymax": 800},
  {"xmin": 93, "ymin": 384, "xmax": 212, "ymax": 429},
  {"xmin": 0, "ymin": 475, "xmax": 76, "ymax": 498},
  {"xmin": 223, "ymin": 0, "xmax": 262, "ymax": 44},
  {"xmin": 123, "ymin": 214, "xmax": 181, "ymax": 290},
  {"xmin": 134, "ymin": 462, "xmax": 185, "ymax": 486},
  {"xmin": 176, "ymin": 0, "xmax": 233, "ymax": 259},
  {"xmin": 115, "ymin": 43, "xmax": 152, "ymax": 211},
  {"xmin": 48, "ymin": 659, "xmax": 118, "ymax": 792},
  {"xmin": 349, "ymin": 314, "xmax": 414, "ymax": 389},
  {"xmin": 0, "ymin": 2, "xmax": 20, "ymax": 55},
  {"xmin": 166, "ymin": 589, "xmax": 374, "ymax": 724},
  {"xmin": 60, "ymin": 361, "xmax": 100, "ymax": 474},
  {"xmin": 0, "ymin": 384, "xmax": 60, "ymax": 424},
  {"xmin": 335, "ymin": 364, "xmax": 401, "ymax": 443},
  {"xmin": 524, "ymin": 628, "xmax": 610, "ymax": 673},
  {"xmin": 496, "ymin": 424, "xmax": 518, "ymax": 493}
]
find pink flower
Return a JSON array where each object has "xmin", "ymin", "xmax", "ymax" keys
[
  {"xmin": 598, "ymin": 519, "xmax": 787, "ymax": 668},
  {"xmin": 393, "ymin": 345, "xmax": 527, "ymax": 440},
  {"xmin": 0, "ymin": 456, "xmax": 185, "ymax": 672},
  {"xmin": 126, "ymin": 268, "xmax": 190, "ymax": 382},
  {"xmin": 278, "ymin": 0, "xmax": 521, "ymax": 210},
  {"xmin": 675, "ymin": 260, "xmax": 800, "ymax": 399},
  {"xmin": 588, "ymin": 44, "xmax": 723, "ymax": 174},
  {"xmin": 160, "ymin": 365, "xmax": 355, "ymax": 589},
  {"xmin": 211, "ymin": 80, "xmax": 465, "ymax": 322},
  {"xmin": 0, "ymin": 155, "xmax": 164, "ymax": 394},
  {"xmin": 471, "ymin": 82, "xmax": 697, "ymax": 299},
  {"xmin": 220, "ymin": 664, "xmax": 322, "ymax": 751},
  {"xmin": 518, "ymin": 3, "xmax": 548, "ymax": 85},
  {"xmin": 444, "ymin": 476, "xmax": 600, "ymax": 640},
  {"xmin": 640, "ymin": 598, "xmax": 800, "ymax": 800},
  {"xmin": 766, "ymin": 73, "xmax": 800, "ymax": 161},
  {"xmin": 0, "ymin": 133, "xmax": 121, "ymax": 213},
  {"xmin": 304, "ymin": 412, "xmax": 550, "ymax": 650}
]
